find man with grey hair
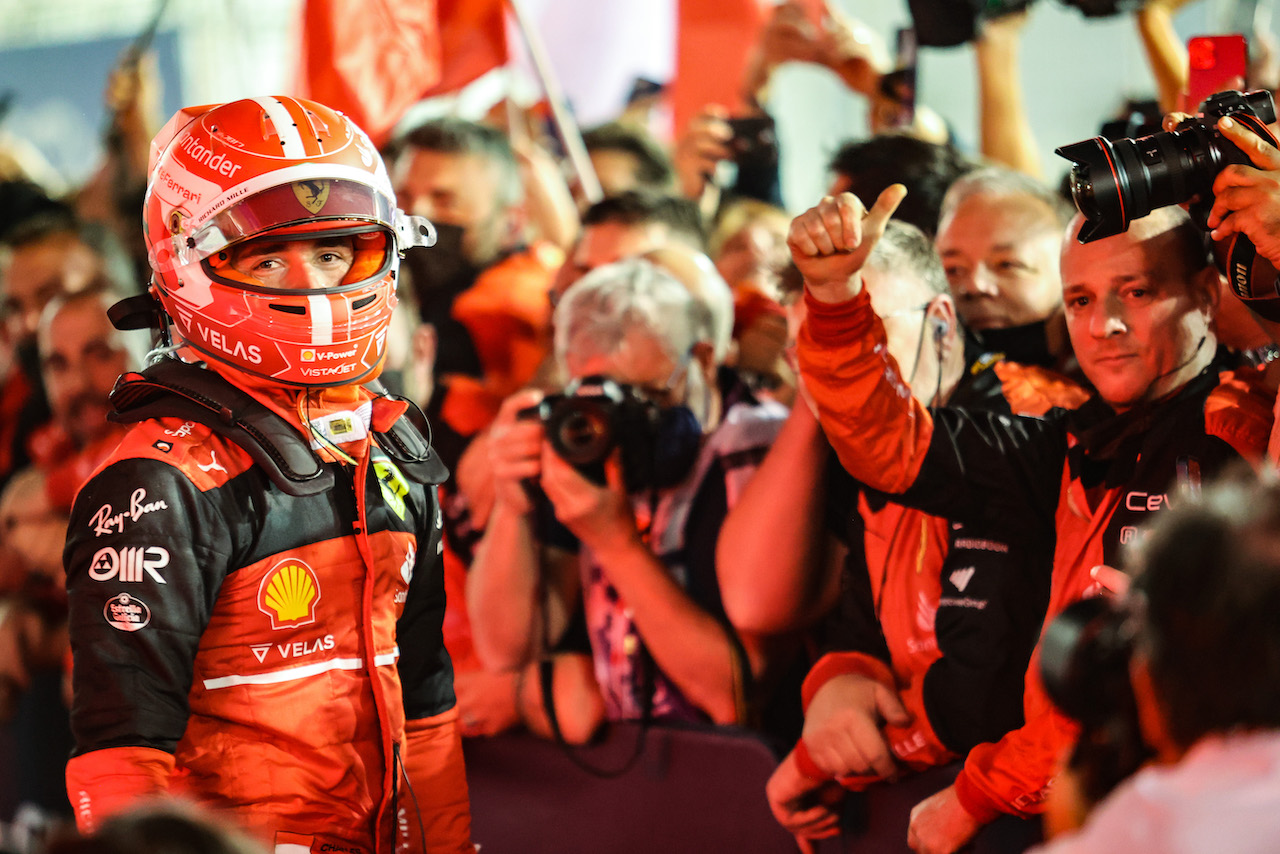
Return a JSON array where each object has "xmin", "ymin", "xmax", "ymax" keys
[
  {"xmin": 935, "ymin": 166, "xmax": 1077, "ymax": 377},
  {"xmin": 466, "ymin": 257, "xmax": 792, "ymax": 738}
]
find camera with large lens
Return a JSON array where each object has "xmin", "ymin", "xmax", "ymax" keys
[
  {"xmin": 1056, "ymin": 89, "xmax": 1278, "ymax": 243},
  {"xmin": 1040, "ymin": 596, "xmax": 1153, "ymax": 807},
  {"xmin": 518, "ymin": 375, "xmax": 699, "ymax": 493}
]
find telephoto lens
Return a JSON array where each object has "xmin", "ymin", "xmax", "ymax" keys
[{"xmin": 1056, "ymin": 89, "xmax": 1276, "ymax": 242}]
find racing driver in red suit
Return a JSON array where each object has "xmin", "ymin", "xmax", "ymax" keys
[{"xmin": 61, "ymin": 96, "xmax": 472, "ymax": 853}]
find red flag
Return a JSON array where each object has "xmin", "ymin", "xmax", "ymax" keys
[
  {"xmin": 297, "ymin": 0, "xmax": 442, "ymax": 146},
  {"xmin": 671, "ymin": 0, "xmax": 769, "ymax": 137},
  {"xmin": 420, "ymin": 0, "xmax": 509, "ymax": 98}
]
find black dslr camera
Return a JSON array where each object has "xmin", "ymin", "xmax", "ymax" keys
[
  {"xmin": 1040, "ymin": 596, "xmax": 1152, "ymax": 807},
  {"xmin": 519, "ymin": 376, "xmax": 697, "ymax": 493},
  {"xmin": 1056, "ymin": 89, "xmax": 1278, "ymax": 243}
]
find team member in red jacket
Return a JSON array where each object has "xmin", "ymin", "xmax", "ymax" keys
[
  {"xmin": 62, "ymin": 96, "xmax": 470, "ymax": 853},
  {"xmin": 788, "ymin": 187, "xmax": 1272, "ymax": 853},
  {"xmin": 726, "ymin": 221, "xmax": 1085, "ymax": 849}
]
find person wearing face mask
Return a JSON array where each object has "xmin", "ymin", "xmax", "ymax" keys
[
  {"xmin": 61, "ymin": 96, "xmax": 470, "ymax": 852},
  {"xmin": 388, "ymin": 118, "xmax": 563, "ymax": 472},
  {"xmin": 935, "ymin": 167, "xmax": 1080, "ymax": 383},
  {"xmin": 465, "ymin": 257, "xmax": 797, "ymax": 741}
]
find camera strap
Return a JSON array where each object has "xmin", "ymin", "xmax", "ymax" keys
[
  {"xmin": 1221, "ymin": 113, "xmax": 1280, "ymax": 321},
  {"xmin": 534, "ymin": 490, "xmax": 658, "ymax": 778},
  {"xmin": 538, "ymin": 646, "xmax": 654, "ymax": 779},
  {"xmin": 1224, "ymin": 233, "xmax": 1280, "ymax": 322}
]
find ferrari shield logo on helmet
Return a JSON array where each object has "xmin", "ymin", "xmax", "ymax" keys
[{"xmin": 293, "ymin": 180, "xmax": 331, "ymax": 214}]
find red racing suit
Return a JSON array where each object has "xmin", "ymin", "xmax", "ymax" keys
[
  {"xmin": 801, "ymin": 356, "xmax": 1088, "ymax": 785},
  {"xmin": 796, "ymin": 290, "xmax": 1272, "ymax": 821},
  {"xmin": 62, "ymin": 364, "xmax": 470, "ymax": 853}
]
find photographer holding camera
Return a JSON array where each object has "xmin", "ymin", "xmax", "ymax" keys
[
  {"xmin": 1033, "ymin": 471, "xmax": 1280, "ymax": 853},
  {"xmin": 789, "ymin": 183, "xmax": 1273, "ymax": 853},
  {"xmin": 467, "ymin": 257, "xmax": 791, "ymax": 734},
  {"xmin": 1057, "ymin": 88, "xmax": 1280, "ymax": 347},
  {"xmin": 1205, "ymin": 113, "xmax": 1280, "ymax": 323}
]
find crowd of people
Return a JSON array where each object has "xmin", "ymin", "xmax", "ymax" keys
[{"xmin": 6, "ymin": 1, "xmax": 1280, "ymax": 852}]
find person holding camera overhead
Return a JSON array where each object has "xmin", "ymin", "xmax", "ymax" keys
[
  {"xmin": 787, "ymin": 181, "xmax": 1273, "ymax": 853},
  {"xmin": 1031, "ymin": 471, "xmax": 1280, "ymax": 853},
  {"xmin": 466, "ymin": 257, "xmax": 797, "ymax": 740},
  {"xmin": 1203, "ymin": 111, "xmax": 1280, "ymax": 339}
]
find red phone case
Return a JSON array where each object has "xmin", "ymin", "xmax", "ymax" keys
[{"xmin": 1187, "ymin": 34, "xmax": 1248, "ymax": 113}]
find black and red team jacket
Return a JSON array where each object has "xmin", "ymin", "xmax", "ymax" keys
[
  {"xmin": 797, "ymin": 289, "xmax": 1273, "ymax": 822},
  {"xmin": 62, "ymin": 380, "xmax": 457, "ymax": 851},
  {"xmin": 806, "ymin": 352, "xmax": 1089, "ymax": 787}
]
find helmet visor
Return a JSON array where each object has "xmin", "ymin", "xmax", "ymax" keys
[
  {"xmin": 189, "ymin": 178, "xmax": 394, "ymax": 261},
  {"xmin": 206, "ymin": 227, "xmax": 390, "ymax": 293},
  {"xmin": 150, "ymin": 177, "xmax": 436, "ymax": 280}
]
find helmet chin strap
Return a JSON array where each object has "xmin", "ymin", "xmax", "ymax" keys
[{"xmin": 145, "ymin": 338, "xmax": 192, "ymax": 369}]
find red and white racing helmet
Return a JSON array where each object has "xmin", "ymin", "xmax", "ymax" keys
[{"xmin": 143, "ymin": 95, "xmax": 435, "ymax": 388}]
